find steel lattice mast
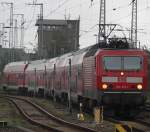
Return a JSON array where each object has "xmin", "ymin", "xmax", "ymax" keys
[
  {"xmin": 27, "ymin": 2, "xmax": 44, "ymax": 58},
  {"xmin": 14, "ymin": 14, "xmax": 25, "ymax": 48},
  {"xmin": 131, "ymin": 0, "xmax": 137, "ymax": 48},
  {"xmin": 98, "ymin": 0, "xmax": 106, "ymax": 44},
  {"xmin": 2, "ymin": 2, "xmax": 14, "ymax": 61}
]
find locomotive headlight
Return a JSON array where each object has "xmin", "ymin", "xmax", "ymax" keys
[
  {"xmin": 137, "ymin": 84, "xmax": 143, "ymax": 90},
  {"xmin": 120, "ymin": 72, "xmax": 124, "ymax": 76},
  {"xmin": 102, "ymin": 84, "xmax": 108, "ymax": 90}
]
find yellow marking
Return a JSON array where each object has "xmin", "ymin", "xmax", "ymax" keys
[
  {"xmin": 94, "ymin": 107, "xmax": 104, "ymax": 124},
  {"xmin": 79, "ymin": 113, "xmax": 84, "ymax": 121},
  {"xmin": 115, "ymin": 124, "xmax": 127, "ymax": 132}
]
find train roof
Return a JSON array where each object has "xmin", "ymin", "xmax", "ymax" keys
[
  {"xmin": 54, "ymin": 47, "xmax": 91, "ymax": 67},
  {"xmin": 26, "ymin": 59, "xmax": 46, "ymax": 72},
  {"xmin": 3, "ymin": 61, "xmax": 28, "ymax": 73},
  {"xmin": 71, "ymin": 48, "xmax": 89, "ymax": 65},
  {"xmin": 45, "ymin": 57, "xmax": 59, "ymax": 70},
  {"xmin": 29, "ymin": 59, "xmax": 46, "ymax": 65},
  {"xmin": 99, "ymin": 48, "xmax": 147, "ymax": 53},
  {"xmin": 56, "ymin": 53, "xmax": 72, "ymax": 67}
]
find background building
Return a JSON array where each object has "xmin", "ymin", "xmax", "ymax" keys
[{"xmin": 36, "ymin": 19, "xmax": 80, "ymax": 58}]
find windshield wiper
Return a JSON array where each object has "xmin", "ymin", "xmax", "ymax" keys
[{"xmin": 103, "ymin": 61, "xmax": 108, "ymax": 71}]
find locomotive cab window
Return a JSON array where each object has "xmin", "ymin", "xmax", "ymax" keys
[
  {"xmin": 103, "ymin": 56, "xmax": 142, "ymax": 71},
  {"xmin": 123, "ymin": 57, "xmax": 142, "ymax": 70},
  {"xmin": 103, "ymin": 56, "xmax": 122, "ymax": 70}
]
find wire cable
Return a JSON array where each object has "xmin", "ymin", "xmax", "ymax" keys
[{"xmin": 45, "ymin": 0, "xmax": 70, "ymax": 17}]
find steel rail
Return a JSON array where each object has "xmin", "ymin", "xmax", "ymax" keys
[
  {"xmin": 135, "ymin": 119, "xmax": 150, "ymax": 127},
  {"xmin": 3, "ymin": 95, "xmax": 96, "ymax": 132},
  {"xmin": 105, "ymin": 117, "xmax": 146, "ymax": 132},
  {"xmin": 6, "ymin": 97, "xmax": 61, "ymax": 132}
]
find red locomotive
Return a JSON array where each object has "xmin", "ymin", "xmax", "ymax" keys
[{"xmin": 2, "ymin": 43, "xmax": 148, "ymax": 113}]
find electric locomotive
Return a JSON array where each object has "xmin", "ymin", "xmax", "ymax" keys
[{"xmin": 76, "ymin": 43, "xmax": 148, "ymax": 111}]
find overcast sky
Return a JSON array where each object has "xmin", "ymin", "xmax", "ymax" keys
[{"xmin": 0, "ymin": 0, "xmax": 150, "ymax": 50}]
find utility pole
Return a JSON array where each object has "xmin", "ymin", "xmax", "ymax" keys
[
  {"xmin": 0, "ymin": 23, "xmax": 5, "ymax": 47},
  {"xmin": 68, "ymin": 58, "xmax": 72, "ymax": 113},
  {"xmin": 14, "ymin": 19, "xmax": 18, "ymax": 49},
  {"xmin": 44, "ymin": 65, "xmax": 47, "ymax": 98},
  {"xmin": 27, "ymin": 2, "xmax": 44, "ymax": 59},
  {"xmin": 34, "ymin": 68, "xmax": 36, "ymax": 96},
  {"xmin": 2, "ymin": 2, "xmax": 14, "ymax": 61},
  {"xmin": 10, "ymin": 2, "xmax": 14, "ymax": 49},
  {"xmin": 53, "ymin": 64, "xmax": 56, "ymax": 102},
  {"xmin": 14, "ymin": 14, "xmax": 24, "ymax": 48},
  {"xmin": 98, "ymin": 0, "xmax": 106, "ymax": 44},
  {"xmin": 20, "ymin": 14, "xmax": 24, "ymax": 49},
  {"xmin": 74, "ymin": 18, "xmax": 79, "ymax": 51},
  {"xmin": 131, "ymin": 0, "xmax": 137, "ymax": 48}
]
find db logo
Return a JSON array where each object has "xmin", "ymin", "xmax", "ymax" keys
[{"xmin": 118, "ymin": 77, "xmax": 126, "ymax": 82}]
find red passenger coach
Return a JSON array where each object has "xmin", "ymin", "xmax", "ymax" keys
[
  {"xmin": 2, "ymin": 61, "xmax": 28, "ymax": 93},
  {"xmin": 95, "ymin": 49, "xmax": 148, "ymax": 106},
  {"xmin": 25, "ymin": 60, "xmax": 47, "ymax": 96}
]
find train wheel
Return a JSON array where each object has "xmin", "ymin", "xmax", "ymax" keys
[
  {"xmin": 3, "ymin": 86, "xmax": 7, "ymax": 91},
  {"xmin": 38, "ymin": 89, "xmax": 44, "ymax": 97}
]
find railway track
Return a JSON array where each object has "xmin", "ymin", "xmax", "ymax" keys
[
  {"xmin": 2, "ymin": 94, "xmax": 150, "ymax": 132},
  {"xmin": 102, "ymin": 102, "xmax": 150, "ymax": 132},
  {"xmin": 132, "ymin": 103, "xmax": 150, "ymax": 132},
  {"xmin": 2, "ymin": 95, "xmax": 96, "ymax": 132},
  {"xmin": 105, "ymin": 116, "xmax": 150, "ymax": 132}
]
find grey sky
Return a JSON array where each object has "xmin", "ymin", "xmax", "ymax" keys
[{"xmin": 0, "ymin": 0, "xmax": 150, "ymax": 50}]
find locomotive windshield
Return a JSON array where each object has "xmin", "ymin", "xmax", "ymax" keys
[
  {"xmin": 103, "ymin": 56, "xmax": 142, "ymax": 70},
  {"xmin": 103, "ymin": 57, "xmax": 122, "ymax": 70}
]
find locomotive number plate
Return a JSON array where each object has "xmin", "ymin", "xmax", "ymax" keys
[
  {"xmin": 118, "ymin": 77, "xmax": 126, "ymax": 82},
  {"xmin": 116, "ymin": 85, "xmax": 129, "ymax": 89}
]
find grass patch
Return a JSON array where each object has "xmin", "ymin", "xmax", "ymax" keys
[
  {"xmin": 0, "ymin": 98, "xmax": 35, "ymax": 129},
  {"xmin": 31, "ymin": 97, "xmax": 94, "ymax": 123}
]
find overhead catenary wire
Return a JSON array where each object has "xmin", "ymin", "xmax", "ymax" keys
[
  {"xmin": 80, "ymin": 24, "xmax": 98, "ymax": 37},
  {"xmin": 25, "ymin": 2, "xmax": 38, "ymax": 31},
  {"xmin": 109, "ymin": 6, "xmax": 150, "ymax": 24},
  {"xmin": 45, "ymin": 0, "xmax": 71, "ymax": 17}
]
